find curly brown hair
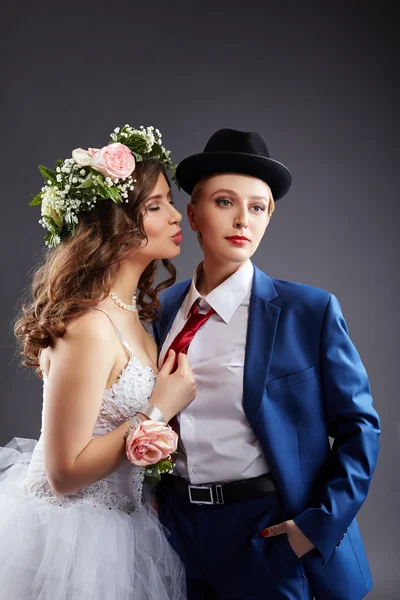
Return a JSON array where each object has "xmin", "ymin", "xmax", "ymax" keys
[{"xmin": 14, "ymin": 158, "xmax": 176, "ymax": 373}]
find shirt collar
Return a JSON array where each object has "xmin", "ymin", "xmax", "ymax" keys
[{"xmin": 184, "ymin": 260, "xmax": 254, "ymax": 323}]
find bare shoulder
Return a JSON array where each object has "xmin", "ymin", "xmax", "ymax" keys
[
  {"xmin": 43, "ymin": 310, "xmax": 120, "ymax": 370},
  {"xmin": 64, "ymin": 309, "xmax": 116, "ymax": 345}
]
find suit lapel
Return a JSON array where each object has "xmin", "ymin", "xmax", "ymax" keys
[
  {"xmin": 158, "ymin": 281, "xmax": 191, "ymax": 351},
  {"xmin": 243, "ymin": 267, "xmax": 281, "ymax": 429}
]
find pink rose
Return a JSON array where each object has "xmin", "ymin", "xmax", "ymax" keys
[
  {"xmin": 91, "ymin": 143, "xmax": 135, "ymax": 180},
  {"xmin": 72, "ymin": 147, "xmax": 99, "ymax": 166},
  {"xmin": 126, "ymin": 420, "xmax": 178, "ymax": 467}
]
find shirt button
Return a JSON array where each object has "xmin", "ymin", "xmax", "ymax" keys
[
  {"xmin": 184, "ymin": 419, "xmax": 191, "ymax": 426},
  {"xmin": 191, "ymin": 466, "xmax": 197, "ymax": 474}
]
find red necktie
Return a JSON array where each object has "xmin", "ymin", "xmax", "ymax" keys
[
  {"xmin": 162, "ymin": 302, "xmax": 214, "ymax": 445},
  {"xmin": 163, "ymin": 302, "xmax": 215, "ymax": 372}
]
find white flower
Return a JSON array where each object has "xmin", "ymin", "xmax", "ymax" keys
[
  {"xmin": 72, "ymin": 148, "xmax": 93, "ymax": 167},
  {"xmin": 41, "ymin": 187, "xmax": 65, "ymax": 228}
]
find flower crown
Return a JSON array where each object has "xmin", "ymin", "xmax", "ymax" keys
[{"xmin": 30, "ymin": 124, "xmax": 177, "ymax": 247}]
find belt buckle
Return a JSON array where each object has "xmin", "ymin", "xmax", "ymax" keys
[
  {"xmin": 188, "ymin": 484, "xmax": 225, "ymax": 505},
  {"xmin": 188, "ymin": 484, "xmax": 214, "ymax": 505},
  {"xmin": 214, "ymin": 484, "xmax": 224, "ymax": 504}
]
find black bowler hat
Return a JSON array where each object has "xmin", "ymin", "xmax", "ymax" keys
[{"xmin": 176, "ymin": 128, "xmax": 292, "ymax": 200}]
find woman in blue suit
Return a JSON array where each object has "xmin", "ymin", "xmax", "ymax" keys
[{"xmin": 153, "ymin": 128, "xmax": 380, "ymax": 600}]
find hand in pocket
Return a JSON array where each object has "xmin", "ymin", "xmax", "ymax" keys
[{"xmin": 261, "ymin": 519, "xmax": 315, "ymax": 558}]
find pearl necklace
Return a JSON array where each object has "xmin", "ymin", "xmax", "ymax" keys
[{"xmin": 109, "ymin": 291, "xmax": 137, "ymax": 312}]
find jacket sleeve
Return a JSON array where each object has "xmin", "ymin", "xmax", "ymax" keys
[{"xmin": 293, "ymin": 294, "xmax": 380, "ymax": 564}]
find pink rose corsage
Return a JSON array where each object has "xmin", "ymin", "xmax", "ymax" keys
[{"xmin": 126, "ymin": 420, "xmax": 178, "ymax": 487}]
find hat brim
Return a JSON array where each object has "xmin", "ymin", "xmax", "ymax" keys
[{"xmin": 176, "ymin": 152, "xmax": 292, "ymax": 200}]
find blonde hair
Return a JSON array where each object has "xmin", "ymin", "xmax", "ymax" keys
[{"xmin": 190, "ymin": 175, "xmax": 275, "ymax": 248}]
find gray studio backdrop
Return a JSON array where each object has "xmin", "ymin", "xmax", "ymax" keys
[{"xmin": 1, "ymin": 1, "xmax": 398, "ymax": 598}]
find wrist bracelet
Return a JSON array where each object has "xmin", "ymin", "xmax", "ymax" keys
[
  {"xmin": 138, "ymin": 402, "xmax": 165, "ymax": 423},
  {"xmin": 124, "ymin": 414, "xmax": 141, "ymax": 440}
]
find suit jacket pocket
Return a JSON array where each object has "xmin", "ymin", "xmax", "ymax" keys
[{"xmin": 266, "ymin": 366, "xmax": 317, "ymax": 393}]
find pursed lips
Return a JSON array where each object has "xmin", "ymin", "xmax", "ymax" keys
[{"xmin": 171, "ymin": 230, "xmax": 183, "ymax": 243}]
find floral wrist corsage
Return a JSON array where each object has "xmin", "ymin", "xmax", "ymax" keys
[{"xmin": 125, "ymin": 420, "xmax": 178, "ymax": 488}]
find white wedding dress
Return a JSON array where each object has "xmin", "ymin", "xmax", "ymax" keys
[{"xmin": 0, "ymin": 312, "xmax": 186, "ymax": 599}]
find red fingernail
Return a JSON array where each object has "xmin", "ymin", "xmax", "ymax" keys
[{"xmin": 261, "ymin": 528, "xmax": 269, "ymax": 537}]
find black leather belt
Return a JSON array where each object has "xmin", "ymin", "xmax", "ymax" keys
[{"xmin": 161, "ymin": 473, "xmax": 276, "ymax": 505}]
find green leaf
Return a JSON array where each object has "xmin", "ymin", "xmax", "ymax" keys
[
  {"xmin": 152, "ymin": 142, "xmax": 163, "ymax": 154},
  {"xmin": 39, "ymin": 165, "xmax": 57, "ymax": 183},
  {"xmin": 29, "ymin": 192, "xmax": 43, "ymax": 206},
  {"xmin": 107, "ymin": 186, "xmax": 122, "ymax": 202},
  {"xmin": 146, "ymin": 143, "xmax": 163, "ymax": 159},
  {"xmin": 44, "ymin": 230, "xmax": 61, "ymax": 247},
  {"xmin": 124, "ymin": 135, "xmax": 148, "ymax": 155},
  {"xmin": 144, "ymin": 470, "xmax": 161, "ymax": 489},
  {"xmin": 131, "ymin": 151, "xmax": 143, "ymax": 162},
  {"xmin": 95, "ymin": 176, "xmax": 113, "ymax": 199},
  {"xmin": 77, "ymin": 173, "xmax": 94, "ymax": 189}
]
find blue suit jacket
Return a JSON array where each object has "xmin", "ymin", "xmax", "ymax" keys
[{"xmin": 153, "ymin": 265, "xmax": 380, "ymax": 600}]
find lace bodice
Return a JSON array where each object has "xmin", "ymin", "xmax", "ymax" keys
[
  {"xmin": 98, "ymin": 355, "xmax": 155, "ymax": 432},
  {"xmin": 24, "ymin": 326, "xmax": 157, "ymax": 513}
]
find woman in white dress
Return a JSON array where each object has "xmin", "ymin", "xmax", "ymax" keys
[{"xmin": 0, "ymin": 125, "xmax": 194, "ymax": 599}]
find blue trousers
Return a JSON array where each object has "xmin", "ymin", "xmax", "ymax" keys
[{"xmin": 157, "ymin": 480, "xmax": 313, "ymax": 600}]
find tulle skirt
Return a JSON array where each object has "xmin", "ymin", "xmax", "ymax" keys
[{"xmin": 0, "ymin": 438, "xmax": 186, "ymax": 600}]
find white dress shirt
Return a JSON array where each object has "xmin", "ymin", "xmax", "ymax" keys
[{"xmin": 159, "ymin": 260, "xmax": 270, "ymax": 484}]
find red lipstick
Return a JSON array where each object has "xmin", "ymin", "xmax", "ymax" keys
[{"xmin": 225, "ymin": 235, "xmax": 251, "ymax": 246}]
